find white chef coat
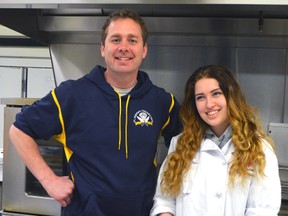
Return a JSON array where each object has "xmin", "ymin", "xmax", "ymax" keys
[{"xmin": 150, "ymin": 134, "xmax": 281, "ymax": 216}]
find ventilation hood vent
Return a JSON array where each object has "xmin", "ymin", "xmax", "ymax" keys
[{"xmin": 1, "ymin": 1, "xmax": 288, "ymax": 45}]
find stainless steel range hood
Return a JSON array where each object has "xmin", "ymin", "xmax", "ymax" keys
[{"xmin": 1, "ymin": 0, "xmax": 288, "ymax": 45}]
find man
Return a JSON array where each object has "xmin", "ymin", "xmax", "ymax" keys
[{"xmin": 9, "ymin": 9, "xmax": 181, "ymax": 216}]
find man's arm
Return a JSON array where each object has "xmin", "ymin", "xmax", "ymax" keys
[{"xmin": 9, "ymin": 125, "xmax": 74, "ymax": 207}]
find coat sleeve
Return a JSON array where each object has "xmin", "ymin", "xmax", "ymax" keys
[
  {"xmin": 245, "ymin": 139, "xmax": 281, "ymax": 216},
  {"xmin": 150, "ymin": 135, "xmax": 180, "ymax": 216}
]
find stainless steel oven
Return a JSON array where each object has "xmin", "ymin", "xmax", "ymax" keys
[
  {"xmin": 1, "ymin": 98, "xmax": 64, "ymax": 216},
  {"xmin": 268, "ymin": 123, "xmax": 288, "ymax": 201}
]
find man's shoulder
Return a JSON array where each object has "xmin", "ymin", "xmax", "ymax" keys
[{"xmin": 150, "ymin": 84, "xmax": 174, "ymax": 99}]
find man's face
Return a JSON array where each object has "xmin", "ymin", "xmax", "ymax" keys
[{"xmin": 101, "ymin": 18, "xmax": 147, "ymax": 76}]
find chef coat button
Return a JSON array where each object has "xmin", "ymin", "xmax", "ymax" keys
[
  {"xmin": 216, "ymin": 192, "xmax": 222, "ymax": 198},
  {"xmin": 192, "ymin": 159, "xmax": 198, "ymax": 164}
]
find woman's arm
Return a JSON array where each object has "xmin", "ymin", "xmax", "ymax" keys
[{"xmin": 150, "ymin": 136, "xmax": 180, "ymax": 216}]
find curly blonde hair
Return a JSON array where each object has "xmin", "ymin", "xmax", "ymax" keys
[{"xmin": 160, "ymin": 65, "xmax": 274, "ymax": 197}]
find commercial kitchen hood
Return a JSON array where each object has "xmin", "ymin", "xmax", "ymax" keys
[{"xmin": 1, "ymin": 0, "xmax": 288, "ymax": 45}]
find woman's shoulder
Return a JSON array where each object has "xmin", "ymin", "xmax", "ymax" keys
[
  {"xmin": 260, "ymin": 138, "xmax": 278, "ymax": 164},
  {"xmin": 261, "ymin": 138, "xmax": 274, "ymax": 153},
  {"xmin": 167, "ymin": 133, "xmax": 182, "ymax": 153}
]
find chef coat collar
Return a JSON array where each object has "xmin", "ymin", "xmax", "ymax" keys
[{"xmin": 204, "ymin": 125, "xmax": 232, "ymax": 149}]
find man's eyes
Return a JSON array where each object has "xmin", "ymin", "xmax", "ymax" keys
[{"xmin": 110, "ymin": 38, "xmax": 138, "ymax": 44}]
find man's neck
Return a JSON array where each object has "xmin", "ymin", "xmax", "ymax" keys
[{"xmin": 104, "ymin": 70, "xmax": 138, "ymax": 89}]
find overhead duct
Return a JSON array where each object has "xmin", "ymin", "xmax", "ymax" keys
[{"xmin": 1, "ymin": 1, "xmax": 288, "ymax": 44}]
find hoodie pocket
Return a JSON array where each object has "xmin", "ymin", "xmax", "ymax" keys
[{"xmin": 82, "ymin": 190, "xmax": 154, "ymax": 216}]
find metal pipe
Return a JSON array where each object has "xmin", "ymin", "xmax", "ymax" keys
[{"xmin": 21, "ymin": 67, "xmax": 28, "ymax": 98}]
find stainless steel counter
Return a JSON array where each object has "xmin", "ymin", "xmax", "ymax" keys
[{"xmin": 0, "ymin": 98, "xmax": 37, "ymax": 106}]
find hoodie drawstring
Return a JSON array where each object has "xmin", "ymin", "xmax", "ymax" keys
[
  {"xmin": 125, "ymin": 95, "xmax": 131, "ymax": 159},
  {"xmin": 115, "ymin": 91, "xmax": 130, "ymax": 159},
  {"xmin": 116, "ymin": 92, "xmax": 122, "ymax": 151}
]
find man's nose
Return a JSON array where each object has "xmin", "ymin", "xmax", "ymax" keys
[{"xmin": 118, "ymin": 41, "xmax": 129, "ymax": 51}]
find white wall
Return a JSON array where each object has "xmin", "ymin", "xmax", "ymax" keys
[{"xmin": 0, "ymin": 25, "xmax": 55, "ymax": 149}]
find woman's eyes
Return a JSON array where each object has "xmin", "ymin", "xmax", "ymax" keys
[
  {"xmin": 212, "ymin": 91, "xmax": 222, "ymax": 96},
  {"xmin": 195, "ymin": 91, "xmax": 223, "ymax": 101},
  {"xmin": 196, "ymin": 95, "xmax": 204, "ymax": 101}
]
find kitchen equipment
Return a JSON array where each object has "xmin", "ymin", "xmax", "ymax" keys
[
  {"xmin": 1, "ymin": 98, "xmax": 64, "ymax": 216},
  {"xmin": 268, "ymin": 123, "xmax": 288, "ymax": 200}
]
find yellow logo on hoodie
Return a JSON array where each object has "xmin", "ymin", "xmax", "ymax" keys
[{"xmin": 133, "ymin": 110, "xmax": 153, "ymax": 126}]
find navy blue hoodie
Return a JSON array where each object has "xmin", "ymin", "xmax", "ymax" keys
[{"xmin": 14, "ymin": 65, "xmax": 181, "ymax": 216}]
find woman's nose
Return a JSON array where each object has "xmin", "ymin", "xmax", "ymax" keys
[{"xmin": 206, "ymin": 97, "xmax": 215, "ymax": 108}]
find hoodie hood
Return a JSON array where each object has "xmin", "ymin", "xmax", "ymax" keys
[{"xmin": 84, "ymin": 65, "xmax": 154, "ymax": 98}]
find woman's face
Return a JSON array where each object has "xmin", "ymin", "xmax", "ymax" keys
[{"xmin": 194, "ymin": 77, "xmax": 230, "ymax": 137}]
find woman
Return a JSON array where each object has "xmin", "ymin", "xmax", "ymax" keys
[{"xmin": 150, "ymin": 65, "xmax": 281, "ymax": 216}]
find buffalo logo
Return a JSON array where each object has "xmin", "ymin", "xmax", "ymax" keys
[{"xmin": 133, "ymin": 110, "xmax": 153, "ymax": 126}]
